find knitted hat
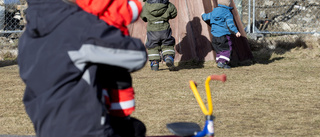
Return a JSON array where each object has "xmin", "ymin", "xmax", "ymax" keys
[{"xmin": 218, "ymin": 0, "xmax": 231, "ymax": 6}]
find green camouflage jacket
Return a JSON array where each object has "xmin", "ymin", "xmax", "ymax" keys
[{"xmin": 140, "ymin": 0, "xmax": 177, "ymax": 31}]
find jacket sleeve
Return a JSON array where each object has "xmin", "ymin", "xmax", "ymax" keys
[
  {"xmin": 68, "ymin": 21, "xmax": 147, "ymax": 73},
  {"xmin": 140, "ymin": 5, "xmax": 148, "ymax": 22},
  {"xmin": 225, "ymin": 13, "xmax": 239, "ymax": 34},
  {"xmin": 168, "ymin": 2, "xmax": 177, "ymax": 19},
  {"xmin": 202, "ymin": 12, "xmax": 212, "ymax": 21}
]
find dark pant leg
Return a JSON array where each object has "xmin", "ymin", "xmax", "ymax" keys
[
  {"xmin": 211, "ymin": 35, "xmax": 232, "ymax": 63},
  {"xmin": 161, "ymin": 28, "xmax": 175, "ymax": 57}
]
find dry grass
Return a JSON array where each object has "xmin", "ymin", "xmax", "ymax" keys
[
  {"xmin": 132, "ymin": 53, "xmax": 320, "ymax": 136},
  {"xmin": 1, "ymin": 36, "xmax": 320, "ymax": 136},
  {"xmin": 0, "ymin": 65, "xmax": 33, "ymax": 135}
]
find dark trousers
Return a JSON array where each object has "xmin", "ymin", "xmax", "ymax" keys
[
  {"xmin": 211, "ymin": 35, "xmax": 232, "ymax": 63},
  {"xmin": 146, "ymin": 29, "xmax": 175, "ymax": 61}
]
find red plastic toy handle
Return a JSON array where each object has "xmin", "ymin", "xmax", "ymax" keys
[{"xmin": 210, "ymin": 74, "xmax": 226, "ymax": 82}]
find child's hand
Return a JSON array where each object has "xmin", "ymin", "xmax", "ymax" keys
[{"xmin": 236, "ymin": 32, "xmax": 241, "ymax": 37}]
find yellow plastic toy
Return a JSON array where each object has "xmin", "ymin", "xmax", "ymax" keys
[{"xmin": 167, "ymin": 74, "xmax": 226, "ymax": 137}]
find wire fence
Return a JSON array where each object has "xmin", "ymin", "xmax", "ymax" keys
[
  {"xmin": 0, "ymin": 0, "xmax": 25, "ymax": 32},
  {"xmin": 0, "ymin": 0, "xmax": 26, "ymax": 48},
  {"xmin": 239, "ymin": 0, "xmax": 320, "ymax": 35},
  {"xmin": 0, "ymin": 0, "xmax": 319, "ymax": 47}
]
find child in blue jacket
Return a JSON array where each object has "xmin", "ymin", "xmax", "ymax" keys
[{"xmin": 202, "ymin": 0, "xmax": 241, "ymax": 69}]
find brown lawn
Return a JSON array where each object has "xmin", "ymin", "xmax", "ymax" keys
[{"xmin": 1, "ymin": 36, "xmax": 320, "ymax": 136}]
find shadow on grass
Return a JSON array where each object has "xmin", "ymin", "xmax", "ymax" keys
[
  {"xmin": 0, "ymin": 59, "xmax": 18, "ymax": 67},
  {"xmin": 153, "ymin": 60, "xmax": 204, "ymax": 71},
  {"xmin": 176, "ymin": 59, "xmax": 206, "ymax": 70},
  {"xmin": 249, "ymin": 36, "xmax": 308, "ymax": 64}
]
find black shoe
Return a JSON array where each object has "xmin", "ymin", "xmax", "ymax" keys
[
  {"xmin": 150, "ymin": 60, "xmax": 159, "ymax": 71},
  {"xmin": 217, "ymin": 62, "xmax": 231, "ymax": 69}
]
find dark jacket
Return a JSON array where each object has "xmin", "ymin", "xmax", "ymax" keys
[
  {"xmin": 202, "ymin": 4, "xmax": 239, "ymax": 37},
  {"xmin": 18, "ymin": 0, "xmax": 147, "ymax": 136},
  {"xmin": 140, "ymin": 0, "xmax": 177, "ymax": 32}
]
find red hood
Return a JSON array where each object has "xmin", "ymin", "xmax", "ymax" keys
[{"xmin": 76, "ymin": 0, "xmax": 142, "ymax": 35}]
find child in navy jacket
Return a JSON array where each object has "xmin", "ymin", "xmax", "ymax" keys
[{"xmin": 18, "ymin": 0, "xmax": 147, "ymax": 136}]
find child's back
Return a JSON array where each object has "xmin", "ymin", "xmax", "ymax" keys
[
  {"xmin": 141, "ymin": 0, "xmax": 177, "ymax": 31},
  {"xmin": 201, "ymin": 0, "xmax": 241, "ymax": 69},
  {"xmin": 203, "ymin": 4, "xmax": 238, "ymax": 37},
  {"xmin": 140, "ymin": 0, "xmax": 178, "ymax": 71}
]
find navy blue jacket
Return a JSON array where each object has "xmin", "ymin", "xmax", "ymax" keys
[
  {"xmin": 202, "ymin": 4, "xmax": 239, "ymax": 37},
  {"xmin": 18, "ymin": 0, "xmax": 147, "ymax": 136}
]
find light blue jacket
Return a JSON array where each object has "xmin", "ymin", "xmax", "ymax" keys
[{"xmin": 202, "ymin": 4, "xmax": 239, "ymax": 37}]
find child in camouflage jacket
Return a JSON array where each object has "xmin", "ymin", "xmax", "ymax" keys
[{"xmin": 140, "ymin": 0, "xmax": 177, "ymax": 71}]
